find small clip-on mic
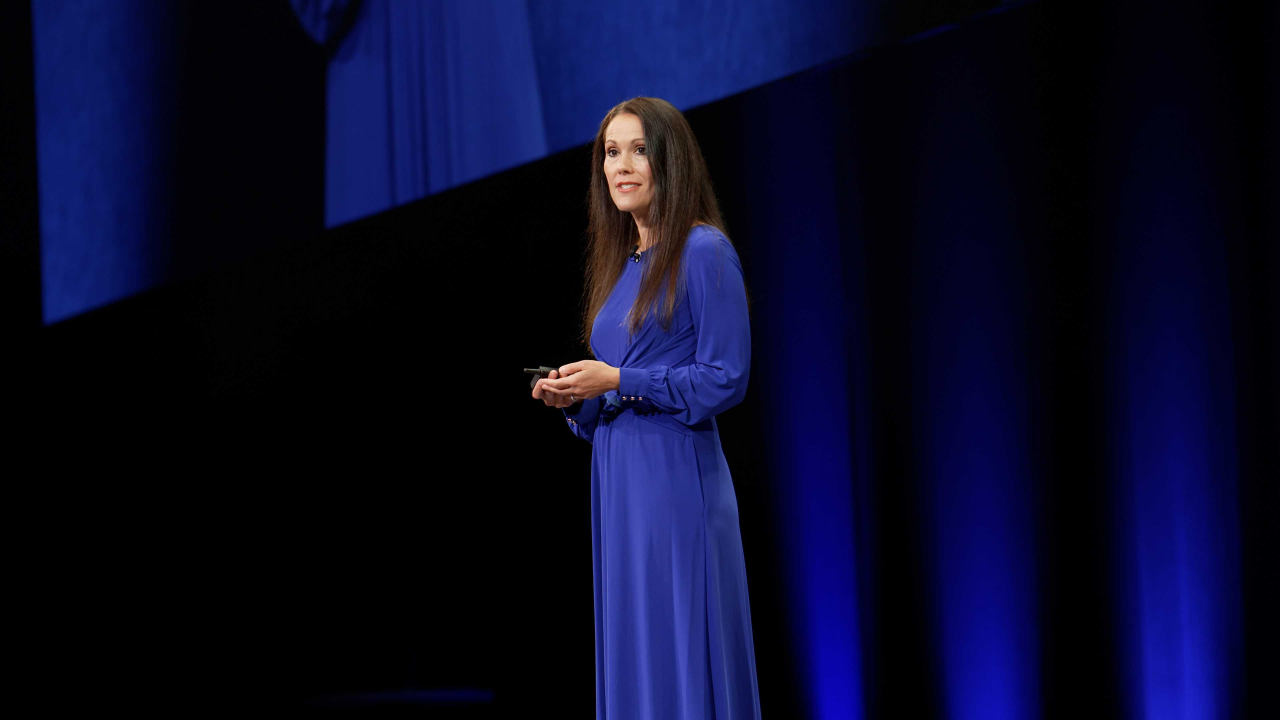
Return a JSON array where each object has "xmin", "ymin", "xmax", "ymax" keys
[{"xmin": 629, "ymin": 244, "xmax": 642, "ymax": 262}]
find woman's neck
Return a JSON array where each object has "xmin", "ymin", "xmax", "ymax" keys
[
  {"xmin": 632, "ymin": 216, "xmax": 704, "ymax": 251},
  {"xmin": 632, "ymin": 212, "xmax": 651, "ymax": 251}
]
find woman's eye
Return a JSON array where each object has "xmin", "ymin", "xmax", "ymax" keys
[
  {"xmin": 606, "ymin": 148, "xmax": 618, "ymax": 157},
  {"xmin": 635, "ymin": 146, "xmax": 646, "ymax": 155}
]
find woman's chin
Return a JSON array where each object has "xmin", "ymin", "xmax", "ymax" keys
[{"xmin": 613, "ymin": 200, "xmax": 647, "ymax": 218}]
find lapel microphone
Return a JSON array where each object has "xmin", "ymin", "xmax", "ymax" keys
[{"xmin": 629, "ymin": 244, "xmax": 642, "ymax": 262}]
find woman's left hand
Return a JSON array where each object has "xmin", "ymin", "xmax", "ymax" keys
[{"xmin": 540, "ymin": 360, "xmax": 621, "ymax": 401}]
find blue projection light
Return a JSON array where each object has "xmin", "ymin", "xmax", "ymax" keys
[
  {"xmin": 746, "ymin": 78, "xmax": 866, "ymax": 720},
  {"xmin": 907, "ymin": 37, "xmax": 1040, "ymax": 720},
  {"xmin": 1108, "ymin": 230, "xmax": 1243, "ymax": 720},
  {"xmin": 1098, "ymin": 19, "xmax": 1247, "ymax": 710},
  {"xmin": 1107, "ymin": 149, "xmax": 1243, "ymax": 720}
]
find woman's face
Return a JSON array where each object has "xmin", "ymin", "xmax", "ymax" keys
[{"xmin": 603, "ymin": 113, "xmax": 652, "ymax": 222}]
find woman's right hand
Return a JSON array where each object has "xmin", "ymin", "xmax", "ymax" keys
[{"xmin": 532, "ymin": 370, "xmax": 578, "ymax": 409}]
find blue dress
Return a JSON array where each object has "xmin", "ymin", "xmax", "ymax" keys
[{"xmin": 563, "ymin": 225, "xmax": 762, "ymax": 719}]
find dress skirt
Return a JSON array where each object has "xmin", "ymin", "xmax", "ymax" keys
[{"xmin": 591, "ymin": 410, "xmax": 759, "ymax": 719}]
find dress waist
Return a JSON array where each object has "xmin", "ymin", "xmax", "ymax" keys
[
  {"xmin": 598, "ymin": 390, "xmax": 661, "ymax": 424},
  {"xmin": 597, "ymin": 391, "xmax": 705, "ymax": 439}
]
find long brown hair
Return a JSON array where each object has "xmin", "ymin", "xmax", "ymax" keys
[{"xmin": 583, "ymin": 97, "xmax": 730, "ymax": 350}]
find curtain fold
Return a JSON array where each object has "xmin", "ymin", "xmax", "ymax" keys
[
  {"xmin": 294, "ymin": 0, "xmax": 548, "ymax": 227},
  {"xmin": 289, "ymin": 0, "xmax": 358, "ymax": 47}
]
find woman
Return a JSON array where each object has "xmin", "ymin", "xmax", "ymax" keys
[{"xmin": 533, "ymin": 97, "xmax": 761, "ymax": 719}]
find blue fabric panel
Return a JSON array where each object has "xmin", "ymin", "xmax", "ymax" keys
[
  {"xmin": 526, "ymin": 0, "xmax": 874, "ymax": 152},
  {"xmin": 318, "ymin": 0, "xmax": 875, "ymax": 227},
  {"xmin": 322, "ymin": 0, "xmax": 547, "ymax": 227},
  {"xmin": 32, "ymin": 1, "xmax": 182, "ymax": 324}
]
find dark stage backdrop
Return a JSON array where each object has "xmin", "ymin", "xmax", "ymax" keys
[{"xmin": 23, "ymin": 1, "xmax": 1276, "ymax": 718}]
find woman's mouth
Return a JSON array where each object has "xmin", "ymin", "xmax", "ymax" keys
[{"xmin": 617, "ymin": 183, "xmax": 640, "ymax": 193}]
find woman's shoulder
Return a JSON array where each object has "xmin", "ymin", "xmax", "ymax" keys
[
  {"xmin": 682, "ymin": 224, "xmax": 742, "ymax": 279},
  {"xmin": 684, "ymin": 224, "xmax": 736, "ymax": 261}
]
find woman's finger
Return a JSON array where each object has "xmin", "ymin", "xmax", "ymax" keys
[
  {"xmin": 534, "ymin": 371, "xmax": 561, "ymax": 399},
  {"xmin": 541, "ymin": 370, "xmax": 558, "ymax": 403},
  {"xmin": 544, "ymin": 374, "xmax": 577, "ymax": 392}
]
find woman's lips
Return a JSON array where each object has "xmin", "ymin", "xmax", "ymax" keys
[{"xmin": 617, "ymin": 183, "xmax": 640, "ymax": 193}]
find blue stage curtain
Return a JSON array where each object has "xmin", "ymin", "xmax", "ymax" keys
[
  {"xmin": 293, "ymin": 0, "xmax": 873, "ymax": 228},
  {"xmin": 292, "ymin": 0, "xmax": 548, "ymax": 227},
  {"xmin": 32, "ymin": 1, "xmax": 185, "ymax": 324},
  {"xmin": 523, "ymin": 0, "xmax": 873, "ymax": 152}
]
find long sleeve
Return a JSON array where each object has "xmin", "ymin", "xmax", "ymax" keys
[
  {"xmin": 617, "ymin": 233, "xmax": 750, "ymax": 426},
  {"xmin": 563, "ymin": 396, "xmax": 603, "ymax": 443}
]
